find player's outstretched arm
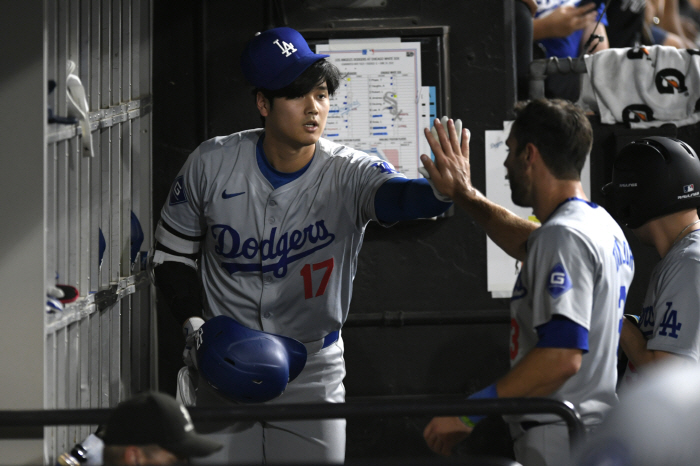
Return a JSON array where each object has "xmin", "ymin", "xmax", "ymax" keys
[{"xmin": 420, "ymin": 118, "xmax": 538, "ymax": 262}]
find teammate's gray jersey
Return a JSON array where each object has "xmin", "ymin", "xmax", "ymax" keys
[
  {"xmin": 620, "ymin": 231, "xmax": 700, "ymax": 390},
  {"xmin": 640, "ymin": 230, "xmax": 700, "ymax": 359},
  {"xmin": 157, "ymin": 129, "xmax": 403, "ymax": 343},
  {"xmin": 509, "ymin": 199, "xmax": 635, "ymax": 425}
]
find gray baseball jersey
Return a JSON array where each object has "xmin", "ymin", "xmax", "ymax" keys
[
  {"xmin": 156, "ymin": 128, "xmax": 403, "ymax": 344},
  {"xmin": 509, "ymin": 198, "xmax": 635, "ymax": 426},
  {"xmin": 642, "ymin": 230, "xmax": 700, "ymax": 358},
  {"xmin": 620, "ymin": 230, "xmax": 700, "ymax": 388}
]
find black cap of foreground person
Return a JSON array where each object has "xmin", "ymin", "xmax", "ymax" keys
[{"xmin": 102, "ymin": 391, "xmax": 222, "ymax": 458}]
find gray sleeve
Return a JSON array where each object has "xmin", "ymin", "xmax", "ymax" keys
[
  {"xmin": 528, "ymin": 226, "xmax": 597, "ymax": 330},
  {"xmin": 159, "ymin": 145, "xmax": 208, "ymax": 237},
  {"xmin": 335, "ymin": 151, "xmax": 405, "ymax": 227},
  {"xmin": 647, "ymin": 257, "xmax": 700, "ymax": 360}
]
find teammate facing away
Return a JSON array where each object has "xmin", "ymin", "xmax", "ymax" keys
[
  {"xmin": 420, "ymin": 99, "xmax": 635, "ymax": 466},
  {"xmin": 151, "ymin": 27, "xmax": 452, "ymax": 464},
  {"xmin": 603, "ymin": 137, "xmax": 700, "ymax": 385}
]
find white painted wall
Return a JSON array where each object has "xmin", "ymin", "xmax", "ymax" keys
[{"xmin": 0, "ymin": 0, "xmax": 46, "ymax": 462}]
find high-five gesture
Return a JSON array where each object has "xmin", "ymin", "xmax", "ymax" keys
[{"xmin": 420, "ymin": 118, "xmax": 474, "ymax": 203}]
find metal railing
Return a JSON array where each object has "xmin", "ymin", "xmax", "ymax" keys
[{"xmin": 0, "ymin": 396, "xmax": 585, "ymax": 447}]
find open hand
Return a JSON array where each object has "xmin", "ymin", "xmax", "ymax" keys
[{"xmin": 420, "ymin": 118, "xmax": 474, "ymax": 203}]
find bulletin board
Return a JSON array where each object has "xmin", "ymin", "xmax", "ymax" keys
[{"xmin": 304, "ymin": 26, "xmax": 450, "ymax": 179}]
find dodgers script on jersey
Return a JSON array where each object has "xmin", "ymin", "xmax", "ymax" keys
[
  {"xmin": 157, "ymin": 129, "xmax": 403, "ymax": 344},
  {"xmin": 509, "ymin": 198, "xmax": 635, "ymax": 425}
]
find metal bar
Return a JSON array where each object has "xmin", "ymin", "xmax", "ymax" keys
[
  {"xmin": 109, "ymin": 302, "xmax": 122, "ymax": 402},
  {"xmin": 122, "ymin": 0, "xmax": 132, "ymax": 101},
  {"xmin": 99, "ymin": 303, "xmax": 111, "ymax": 407},
  {"xmin": 99, "ymin": 127, "xmax": 111, "ymax": 290},
  {"xmin": 344, "ymin": 310, "xmax": 510, "ymax": 327},
  {"xmin": 101, "ymin": 0, "xmax": 111, "ymax": 109},
  {"xmin": 121, "ymin": 119, "xmax": 132, "ymax": 278},
  {"xmin": 67, "ymin": 321, "xmax": 81, "ymax": 450},
  {"xmin": 120, "ymin": 296, "xmax": 132, "ymax": 399},
  {"xmin": 89, "ymin": 0, "xmax": 100, "ymax": 110},
  {"xmin": 109, "ymin": 124, "xmax": 122, "ymax": 285},
  {"xmin": 0, "ymin": 397, "xmax": 585, "ymax": 446},
  {"xmin": 46, "ymin": 98, "xmax": 152, "ymax": 143}
]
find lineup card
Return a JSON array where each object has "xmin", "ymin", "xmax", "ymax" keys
[{"xmin": 316, "ymin": 39, "xmax": 426, "ymax": 179}]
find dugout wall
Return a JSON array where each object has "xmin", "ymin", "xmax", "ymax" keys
[{"xmin": 1, "ymin": 1, "xmax": 156, "ymax": 463}]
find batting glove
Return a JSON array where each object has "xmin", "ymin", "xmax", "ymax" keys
[
  {"xmin": 419, "ymin": 116, "xmax": 462, "ymax": 203},
  {"xmin": 182, "ymin": 317, "xmax": 205, "ymax": 370}
]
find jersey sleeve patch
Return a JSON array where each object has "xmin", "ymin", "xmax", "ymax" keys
[
  {"xmin": 371, "ymin": 161, "xmax": 398, "ymax": 174},
  {"xmin": 547, "ymin": 262, "xmax": 572, "ymax": 299},
  {"xmin": 169, "ymin": 175, "xmax": 189, "ymax": 206}
]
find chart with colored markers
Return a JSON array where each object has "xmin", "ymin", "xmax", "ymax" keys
[{"xmin": 316, "ymin": 40, "xmax": 430, "ymax": 179}]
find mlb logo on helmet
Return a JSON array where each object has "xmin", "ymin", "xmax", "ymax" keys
[
  {"xmin": 240, "ymin": 27, "xmax": 329, "ymax": 90},
  {"xmin": 684, "ymin": 184, "xmax": 695, "ymax": 194}
]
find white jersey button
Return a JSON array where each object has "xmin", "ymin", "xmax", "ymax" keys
[
  {"xmin": 269, "ymin": 217, "xmax": 276, "ymax": 224},
  {"xmin": 263, "ymin": 312, "xmax": 271, "ymax": 319},
  {"xmin": 269, "ymin": 200, "xmax": 277, "ymax": 206}
]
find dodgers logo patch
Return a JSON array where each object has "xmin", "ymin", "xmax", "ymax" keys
[
  {"xmin": 372, "ymin": 161, "xmax": 397, "ymax": 174},
  {"xmin": 169, "ymin": 175, "xmax": 189, "ymax": 206},
  {"xmin": 547, "ymin": 263, "xmax": 572, "ymax": 299}
]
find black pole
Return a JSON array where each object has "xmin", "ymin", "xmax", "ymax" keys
[{"xmin": 0, "ymin": 396, "xmax": 584, "ymax": 446}]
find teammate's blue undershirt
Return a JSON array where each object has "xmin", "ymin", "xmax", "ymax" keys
[{"xmin": 256, "ymin": 135, "xmax": 452, "ymax": 221}]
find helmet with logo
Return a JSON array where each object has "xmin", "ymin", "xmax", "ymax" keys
[
  {"xmin": 603, "ymin": 136, "xmax": 700, "ymax": 229},
  {"xmin": 196, "ymin": 315, "xmax": 307, "ymax": 403}
]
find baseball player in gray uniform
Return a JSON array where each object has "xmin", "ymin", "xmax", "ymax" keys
[
  {"xmin": 603, "ymin": 137, "xmax": 700, "ymax": 388},
  {"xmin": 151, "ymin": 27, "xmax": 452, "ymax": 464},
  {"xmin": 421, "ymin": 99, "xmax": 635, "ymax": 466}
]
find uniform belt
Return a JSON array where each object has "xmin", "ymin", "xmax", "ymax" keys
[
  {"xmin": 323, "ymin": 330, "xmax": 340, "ymax": 348},
  {"xmin": 303, "ymin": 330, "xmax": 339, "ymax": 354},
  {"xmin": 303, "ymin": 330, "xmax": 340, "ymax": 354}
]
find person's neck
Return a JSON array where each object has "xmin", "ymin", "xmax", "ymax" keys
[
  {"xmin": 262, "ymin": 133, "xmax": 316, "ymax": 173},
  {"xmin": 532, "ymin": 177, "xmax": 587, "ymax": 223},
  {"xmin": 648, "ymin": 210, "xmax": 700, "ymax": 258}
]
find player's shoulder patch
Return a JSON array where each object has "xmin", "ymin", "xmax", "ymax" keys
[
  {"xmin": 371, "ymin": 160, "xmax": 398, "ymax": 174},
  {"xmin": 169, "ymin": 175, "xmax": 189, "ymax": 206},
  {"xmin": 547, "ymin": 263, "xmax": 572, "ymax": 299}
]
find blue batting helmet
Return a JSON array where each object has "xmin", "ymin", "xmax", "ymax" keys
[{"xmin": 196, "ymin": 315, "xmax": 307, "ymax": 403}]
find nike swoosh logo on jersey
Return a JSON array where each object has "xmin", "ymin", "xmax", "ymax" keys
[{"xmin": 222, "ymin": 190, "xmax": 245, "ymax": 199}]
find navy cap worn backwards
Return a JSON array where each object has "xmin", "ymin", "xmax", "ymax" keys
[
  {"xmin": 240, "ymin": 27, "xmax": 329, "ymax": 90},
  {"xmin": 102, "ymin": 391, "xmax": 222, "ymax": 458}
]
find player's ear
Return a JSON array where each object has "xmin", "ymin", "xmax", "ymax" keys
[
  {"xmin": 256, "ymin": 92, "xmax": 271, "ymax": 118},
  {"xmin": 524, "ymin": 142, "xmax": 538, "ymax": 164}
]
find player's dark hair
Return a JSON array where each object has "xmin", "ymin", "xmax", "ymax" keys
[
  {"xmin": 510, "ymin": 99, "xmax": 592, "ymax": 180},
  {"xmin": 254, "ymin": 59, "xmax": 342, "ymax": 125}
]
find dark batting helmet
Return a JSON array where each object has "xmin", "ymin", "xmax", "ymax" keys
[
  {"xmin": 196, "ymin": 315, "xmax": 307, "ymax": 403},
  {"xmin": 603, "ymin": 137, "xmax": 700, "ymax": 229}
]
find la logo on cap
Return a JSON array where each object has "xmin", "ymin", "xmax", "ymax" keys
[{"xmin": 273, "ymin": 38, "xmax": 297, "ymax": 57}]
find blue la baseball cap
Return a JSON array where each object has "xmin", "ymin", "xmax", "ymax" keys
[{"xmin": 240, "ymin": 27, "xmax": 329, "ymax": 90}]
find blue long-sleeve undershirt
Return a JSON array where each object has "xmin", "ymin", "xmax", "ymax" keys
[{"xmin": 374, "ymin": 178, "xmax": 452, "ymax": 223}]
